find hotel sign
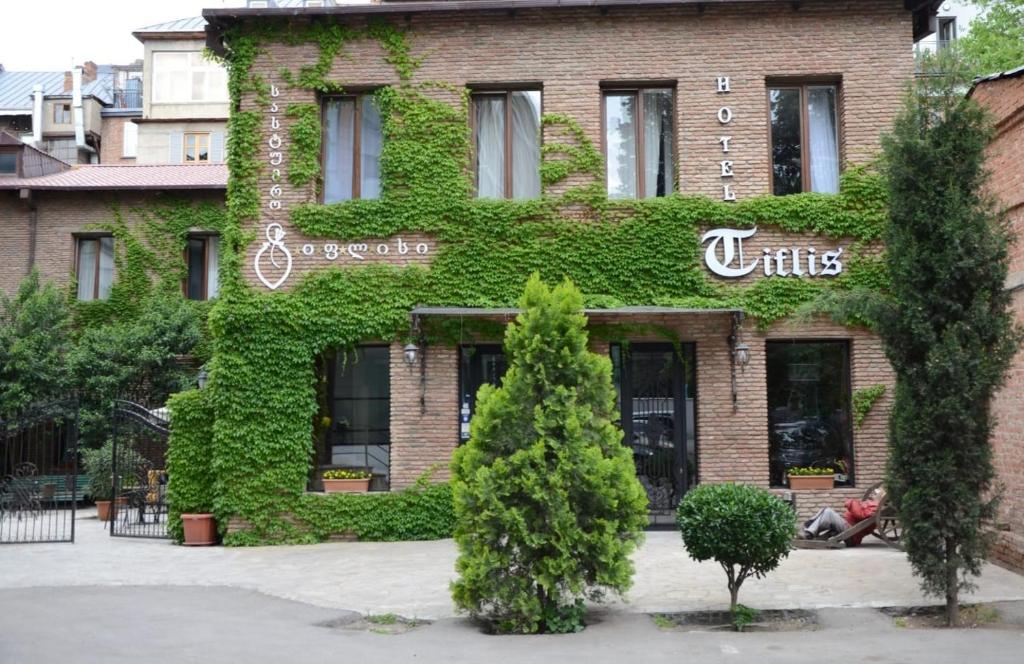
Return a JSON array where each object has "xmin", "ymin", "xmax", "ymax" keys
[{"xmin": 701, "ymin": 227, "xmax": 843, "ymax": 279}]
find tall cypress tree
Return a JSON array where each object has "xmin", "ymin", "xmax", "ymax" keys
[
  {"xmin": 880, "ymin": 59, "xmax": 1021, "ymax": 626},
  {"xmin": 450, "ymin": 274, "xmax": 648, "ymax": 634}
]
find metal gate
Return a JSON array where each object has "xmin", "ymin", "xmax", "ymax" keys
[
  {"xmin": 0, "ymin": 401, "xmax": 80, "ymax": 544},
  {"xmin": 110, "ymin": 400, "xmax": 170, "ymax": 539}
]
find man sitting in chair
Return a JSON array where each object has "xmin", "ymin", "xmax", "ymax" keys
[{"xmin": 801, "ymin": 486, "xmax": 885, "ymax": 546}]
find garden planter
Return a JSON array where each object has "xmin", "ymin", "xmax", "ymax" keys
[
  {"xmin": 181, "ymin": 513, "xmax": 218, "ymax": 546},
  {"xmin": 787, "ymin": 474, "xmax": 835, "ymax": 490},
  {"xmin": 323, "ymin": 478, "xmax": 371, "ymax": 493},
  {"xmin": 95, "ymin": 500, "xmax": 113, "ymax": 521}
]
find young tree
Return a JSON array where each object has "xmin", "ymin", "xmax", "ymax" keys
[
  {"xmin": 0, "ymin": 270, "xmax": 73, "ymax": 416},
  {"xmin": 956, "ymin": 1, "xmax": 1024, "ymax": 77},
  {"xmin": 880, "ymin": 61, "xmax": 1021, "ymax": 626},
  {"xmin": 676, "ymin": 483, "xmax": 794, "ymax": 615},
  {"xmin": 450, "ymin": 274, "xmax": 648, "ymax": 634}
]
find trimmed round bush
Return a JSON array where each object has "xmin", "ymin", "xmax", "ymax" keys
[{"xmin": 676, "ymin": 483, "xmax": 795, "ymax": 611}]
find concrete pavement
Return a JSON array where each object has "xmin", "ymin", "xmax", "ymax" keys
[
  {"xmin": 2, "ymin": 508, "xmax": 1024, "ymax": 619},
  {"xmin": 2, "ymin": 586, "xmax": 1023, "ymax": 664}
]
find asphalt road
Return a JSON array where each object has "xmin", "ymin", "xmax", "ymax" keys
[{"xmin": 2, "ymin": 586, "xmax": 1023, "ymax": 664}]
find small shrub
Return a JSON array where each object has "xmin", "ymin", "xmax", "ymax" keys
[
  {"xmin": 731, "ymin": 604, "xmax": 758, "ymax": 632},
  {"xmin": 676, "ymin": 483, "xmax": 795, "ymax": 613},
  {"xmin": 80, "ymin": 439, "xmax": 144, "ymax": 501}
]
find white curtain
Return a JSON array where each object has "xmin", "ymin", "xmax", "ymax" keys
[
  {"xmin": 324, "ymin": 99, "xmax": 355, "ymax": 203},
  {"xmin": 475, "ymin": 96, "xmax": 505, "ymax": 198},
  {"xmin": 511, "ymin": 91, "xmax": 541, "ymax": 199},
  {"xmin": 360, "ymin": 96, "xmax": 382, "ymax": 199},
  {"xmin": 76, "ymin": 240, "xmax": 97, "ymax": 301},
  {"xmin": 207, "ymin": 236, "xmax": 220, "ymax": 299},
  {"xmin": 605, "ymin": 93, "xmax": 637, "ymax": 199},
  {"xmin": 807, "ymin": 86, "xmax": 839, "ymax": 194},
  {"xmin": 97, "ymin": 237, "xmax": 114, "ymax": 300},
  {"xmin": 642, "ymin": 89, "xmax": 674, "ymax": 198}
]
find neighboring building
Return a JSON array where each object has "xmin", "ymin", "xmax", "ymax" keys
[
  {"xmin": 98, "ymin": 61, "xmax": 144, "ymax": 164},
  {"xmin": 131, "ymin": 17, "xmax": 229, "ymax": 165},
  {"xmin": 0, "ymin": 62, "xmax": 115, "ymax": 164},
  {"xmin": 195, "ymin": 0, "xmax": 946, "ymax": 534},
  {"xmin": 970, "ymin": 66, "xmax": 1024, "ymax": 574},
  {"xmin": 915, "ymin": 0, "xmax": 983, "ymax": 55},
  {"xmin": 0, "ymin": 162, "xmax": 227, "ymax": 298}
]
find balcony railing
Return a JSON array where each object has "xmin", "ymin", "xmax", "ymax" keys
[{"xmin": 111, "ymin": 86, "xmax": 143, "ymax": 110}]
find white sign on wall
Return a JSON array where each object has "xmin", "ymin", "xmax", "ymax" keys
[{"xmin": 701, "ymin": 227, "xmax": 843, "ymax": 278}]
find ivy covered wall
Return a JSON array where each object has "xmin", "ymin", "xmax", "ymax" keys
[{"xmin": 192, "ymin": 14, "xmax": 897, "ymax": 544}]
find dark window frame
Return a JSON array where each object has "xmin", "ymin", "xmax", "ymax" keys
[
  {"xmin": 457, "ymin": 344, "xmax": 508, "ymax": 443},
  {"xmin": 765, "ymin": 338, "xmax": 855, "ymax": 488},
  {"xmin": 182, "ymin": 233, "xmax": 218, "ymax": 301},
  {"xmin": 600, "ymin": 84, "xmax": 677, "ymax": 199},
  {"xmin": 327, "ymin": 344, "xmax": 392, "ymax": 454},
  {"xmin": 319, "ymin": 90, "xmax": 382, "ymax": 203},
  {"xmin": 469, "ymin": 87, "xmax": 543, "ymax": 199},
  {"xmin": 73, "ymin": 233, "xmax": 114, "ymax": 302},
  {"xmin": 0, "ymin": 149, "xmax": 20, "ymax": 176},
  {"xmin": 766, "ymin": 80, "xmax": 843, "ymax": 195}
]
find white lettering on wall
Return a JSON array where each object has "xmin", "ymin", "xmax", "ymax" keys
[
  {"xmin": 701, "ymin": 227, "xmax": 844, "ymax": 279},
  {"xmin": 716, "ymin": 76, "xmax": 731, "ymax": 93}
]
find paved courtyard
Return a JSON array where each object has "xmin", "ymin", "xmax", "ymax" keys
[{"xmin": 2, "ymin": 508, "xmax": 1024, "ymax": 619}]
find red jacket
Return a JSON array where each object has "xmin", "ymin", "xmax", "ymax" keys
[{"xmin": 843, "ymin": 499, "xmax": 879, "ymax": 546}]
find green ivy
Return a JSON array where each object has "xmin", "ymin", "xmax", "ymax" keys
[
  {"xmin": 166, "ymin": 389, "xmax": 216, "ymax": 543},
  {"xmin": 195, "ymin": 19, "xmax": 892, "ymax": 545},
  {"xmin": 852, "ymin": 384, "xmax": 886, "ymax": 427}
]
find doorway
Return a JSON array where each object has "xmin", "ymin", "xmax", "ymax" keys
[{"xmin": 613, "ymin": 343, "xmax": 696, "ymax": 511}]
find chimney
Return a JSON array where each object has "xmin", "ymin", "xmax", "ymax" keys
[
  {"xmin": 64, "ymin": 70, "xmax": 73, "ymax": 92},
  {"xmin": 82, "ymin": 61, "xmax": 98, "ymax": 84},
  {"xmin": 32, "ymin": 85, "xmax": 43, "ymax": 146}
]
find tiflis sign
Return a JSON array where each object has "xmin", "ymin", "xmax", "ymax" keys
[{"xmin": 701, "ymin": 227, "xmax": 843, "ymax": 278}]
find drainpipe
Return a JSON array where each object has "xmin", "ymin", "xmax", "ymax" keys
[
  {"xmin": 32, "ymin": 85, "xmax": 43, "ymax": 147},
  {"xmin": 72, "ymin": 67, "xmax": 97, "ymax": 163}
]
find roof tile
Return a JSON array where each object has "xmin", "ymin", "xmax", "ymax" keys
[{"xmin": 0, "ymin": 163, "xmax": 227, "ymax": 191}]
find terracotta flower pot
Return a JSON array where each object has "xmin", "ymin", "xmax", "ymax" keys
[
  {"xmin": 788, "ymin": 474, "xmax": 835, "ymax": 490},
  {"xmin": 181, "ymin": 513, "xmax": 218, "ymax": 546},
  {"xmin": 95, "ymin": 500, "xmax": 113, "ymax": 521},
  {"xmin": 323, "ymin": 478, "xmax": 371, "ymax": 493}
]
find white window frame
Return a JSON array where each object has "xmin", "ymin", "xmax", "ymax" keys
[
  {"xmin": 122, "ymin": 121, "xmax": 138, "ymax": 158},
  {"xmin": 152, "ymin": 51, "xmax": 229, "ymax": 104}
]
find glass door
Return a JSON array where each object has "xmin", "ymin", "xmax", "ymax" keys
[{"xmin": 614, "ymin": 343, "xmax": 696, "ymax": 510}]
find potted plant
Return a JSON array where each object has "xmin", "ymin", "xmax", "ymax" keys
[
  {"xmin": 787, "ymin": 466, "xmax": 835, "ymax": 490},
  {"xmin": 181, "ymin": 512, "xmax": 218, "ymax": 546},
  {"xmin": 81, "ymin": 440, "xmax": 144, "ymax": 521},
  {"xmin": 322, "ymin": 469, "xmax": 372, "ymax": 493}
]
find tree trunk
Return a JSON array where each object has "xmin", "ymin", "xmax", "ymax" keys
[
  {"xmin": 729, "ymin": 583, "xmax": 739, "ymax": 612},
  {"xmin": 945, "ymin": 538, "xmax": 959, "ymax": 627}
]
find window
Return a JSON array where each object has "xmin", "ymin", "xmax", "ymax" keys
[
  {"xmin": 184, "ymin": 133, "xmax": 211, "ymax": 162},
  {"xmin": 604, "ymin": 88, "xmax": 675, "ymax": 199},
  {"xmin": 122, "ymin": 122, "xmax": 138, "ymax": 158},
  {"xmin": 938, "ymin": 17, "xmax": 957, "ymax": 48},
  {"xmin": 53, "ymin": 103, "xmax": 72, "ymax": 125},
  {"xmin": 768, "ymin": 84, "xmax": 840, "ymax": 195},
  {"xmin": 183, "ymin": 235, "xmax": 220, "ymax": 300},
  {"xmin": 0, "ymin": 152, "xmax": 16, "ymax": 175},
  {"xmin": 75, "ymin": 236, "xmax": 115, "ymax": 301},
  {"xmin": 472, "ymin": 90, "xmax": 541, "ymax": 199},
  {"xmin": 459, "ymin": 345, "xmax": 508, "ymax": 442},
  {"xmin": 329, "ymin": 346, "xmax": 390, "ymax": 481},
  {"xmin": 767, "ymin": 341, "xmax": 853, "ymax": 487},
  {"xmin": 323, "ymin": 95, "xmax": 383, "ymax": 202},
  {"xmin": 152, "ymin": 51, "xmax": 228, "ymax": 103}
]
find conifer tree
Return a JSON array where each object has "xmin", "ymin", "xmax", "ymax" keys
[
  {"xmin": 450, "ymin": 274, "xmax": 648, "ymax": 634},
  {"xmin": 880, "ymin": 60, "xmax": 1021, "ymax": 626}
]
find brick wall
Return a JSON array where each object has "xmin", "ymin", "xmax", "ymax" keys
[
  {"xmin": 242, "ymin": 0, "xmax": 913, "ymax": 292},
  {"xmin": 99, "ymin": 116, "xmax": 137, "ymax": 164},
  {"xmin": 972, "ymin": 74, "xmax": 1024, "ymax": 569},
  {"xmin": 0, "ymin": 190, "xmax": 224, "ymax": 296}
]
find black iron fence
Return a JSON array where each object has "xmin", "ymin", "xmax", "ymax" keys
[
  {"xmin": 110, "ymin": 400, "xmax": 170, "ymax": 539},
  {"xmin": 0, "ymin": 401, "xmax": 79, "ymax": 544}
]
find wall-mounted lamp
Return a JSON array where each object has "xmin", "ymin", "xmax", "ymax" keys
[
  {"xmin": 734, "ymin": 342, "xmax": 750, "ymax": 368},
  {"xmin": 197, "ymin": 368, "xmax": 209, "ymax": 390},
  {"xmin": 403, "ymin": 342, "xmax": 420, "ymax": 367}
]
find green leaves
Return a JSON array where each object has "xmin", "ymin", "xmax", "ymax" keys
[
  {"xmin": 450, "ymin": 276, "xmax": 648, "ymax": 633},
  {"xmin": 677, "ymin": 483, "xmax": 794, "ymax": 609}
]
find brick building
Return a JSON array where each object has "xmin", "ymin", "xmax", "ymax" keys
[
  {"xmin": 191, "ymin": 0, "xmax": 951, "ymax": 529},
  {"xmin": 970, "ymin": 67, "xmax": 1024, "ymax": 572}
]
